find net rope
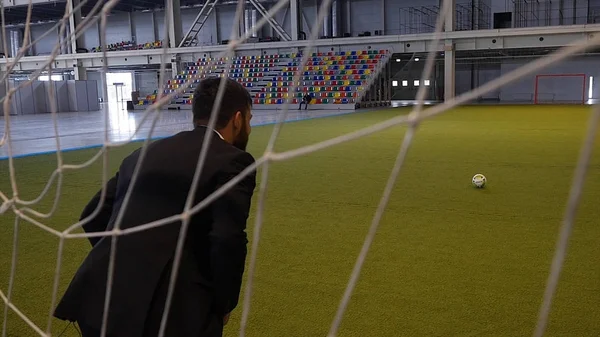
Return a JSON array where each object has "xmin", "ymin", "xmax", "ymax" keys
[{"xmin": 0, "ymin": 0, "xmax": 598, "ymax": 336}]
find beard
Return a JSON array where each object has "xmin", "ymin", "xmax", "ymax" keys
[{"xmin": 233, "ymin": 124, "xmax": 249, "ymax": 151}]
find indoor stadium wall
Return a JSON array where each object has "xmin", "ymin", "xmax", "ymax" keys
[
  {"xmin": 454, "ymin": 57, "xmax": 600, "ymax": 103},
  {"xmin": 132, "ymin": 12, "xmax": 156, "ymax": 46},
  {"xmin": 499, "ymin": 58, "xmax": 600, "ymax": 103},
  {"xmin": 86, "ymin": 72, "xmax": 105, "ymax": 102},
  {"xmin": 7, "ymin": 0, "xmax": 598, "ymax": 55},
  {"xmin": 455, "ymin": 64, "xmax": 502, "ymax": 100},
  {"xmin": 6, "ymin": 0, "xmax": 569, "ymax": 54},
  {"xmin": 3, "ymin": 0, "xmax": 600, "ymax": 109},
  {"xmin": 391, "ymin": 55, "xmax": 600, "ymax": 103}
]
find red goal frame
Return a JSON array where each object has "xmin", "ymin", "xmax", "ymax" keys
[{"xmin": 534, "ymin": 74, "xmax": 586, "ymax": 104}]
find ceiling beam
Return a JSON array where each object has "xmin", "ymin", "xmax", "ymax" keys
[
  {"xmin": 3, "ymin": 23, "xmax": 600, "ymax": 71},
  {"xmin": 2, "ymin": 0, "xmax": 65, "ymax": 8}
]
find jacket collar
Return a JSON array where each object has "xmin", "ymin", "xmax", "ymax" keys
[{"xmin": 195, "ymin": 125, "xmax": 224, "ymax": 140}]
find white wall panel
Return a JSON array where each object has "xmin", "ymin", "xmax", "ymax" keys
[
  {"xmin": 31, "ymin": 23, "xmax": 59, "ymax": 55},
  {"xmin": 105, "ymin": 12, "xmax": 132, "ymax": 44},
  {"xmin": 133, "ymin": 12, "xmax": 156, "ymax": 44}
]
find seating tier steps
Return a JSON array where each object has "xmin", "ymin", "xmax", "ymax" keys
[{"xmin": 133, "ymin": 50, "xmax": 389, "ymax": 108}]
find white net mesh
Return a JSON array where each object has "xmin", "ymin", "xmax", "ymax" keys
[{"xmin": 0, "ymin": 0, "xmax": 599, "ymax": 336}]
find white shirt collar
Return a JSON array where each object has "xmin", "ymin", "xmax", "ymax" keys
[{"xmin": 197, "ymin": 125, "xmax": 224, "ymax": 140}]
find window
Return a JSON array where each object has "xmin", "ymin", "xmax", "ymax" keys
[
  {"xmin": 392, "ymin": 80, "xmax": 398, "ymax": 87},
  {"xmin": 414, "ymin": 80, "xmax": 420, "ymax": 86},
  {"xmin": 402, "ymin": 80, "xmax": 408, "ymax": 87},
  {"xmin": 424, "ymin": 80, "xmax": 431, "ymax": 86},
  {"xmin": 38, "ymin": 75, "xmax": 63, "ymax": 81}
]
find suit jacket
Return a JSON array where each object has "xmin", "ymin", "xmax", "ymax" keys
[{"xmin": 54, "ymin": 127, "xmax": 257, "ymax": 337}]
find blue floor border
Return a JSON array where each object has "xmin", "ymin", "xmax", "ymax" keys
[{"xmin": 0, "ymin": 108, "xmax": 373, "ymax": 161}]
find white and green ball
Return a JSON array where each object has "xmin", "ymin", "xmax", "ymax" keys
[{"xmin": 472, "ymin": 174, "xmax": 486, "ymax": 188}]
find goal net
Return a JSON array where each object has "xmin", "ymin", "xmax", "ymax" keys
[
  {"xmin": 534, "ymin": 73, "xmax": 587, "ymax": 104},
  {"xmin": 1, "ymin": 0, "xmax": 599, "ymax": 337}
]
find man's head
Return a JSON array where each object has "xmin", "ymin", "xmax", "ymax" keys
[{"xmin": 192, "ymin": 77, "xmax": 253, "ymax": 151}]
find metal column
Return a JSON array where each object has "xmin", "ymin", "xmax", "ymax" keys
[
  {"xmin": 381, "ymin": 0, "xmax": 386, "ymax": 34},
  {"xmin": 251, "ymin": 9, "xmax": 258, "ymax": 37},
  {"xmin": 215, "ymin": 6, "xmax": 221, "ymax": 43},
  {"xmin": 9, "ymin": 29, "xmax": 21, "ymax": 58},
  {"xmin": 167, "ymin": 0, "xmax": 183, "ymax": 78},
  {"xmin": 345, "ymin": 0, "xmax": 352, "ymax": 36},
  {"xmin": 129, "ymin": 12, "xmax": 136, "ymax": 43},
  {"xmin": 96, "ymin": 21, "xmax": 102, "ymax": 49},
  {"xmin": 99, "ymin": 69, "xmax": 108, "ymax": 103},
  {"xmin": 244, "ymin": 9, "xmax": 251, "ymax": 36},
  {"xmin": 323, "ymin": 5, "xmax": 330, "ymax": 37},
  {"xmin": 443, "ymin": 0, "xmax": 455, "ymax": 101},
  {"xmin": 68, "ymin": 0, "xmax": 84, "ymax": 52},
  {"xmin": 291, "ymin": 0, "xmax": 299, "ymax": 40},
  {"xmin": 68, "ymin": 0, "xmax": 86, "ymax": 80},
  {"xmin": 167, "ymin": 0, "xmax": 183, "ymax": 48},
  {"xmin": 385, "ymin": 62, "xmax": 391, "ymax": 105},
  {"xmin": 444, "ymin": 0, "xmax": 455, "ymax": 32},
  {"xmin": 152, "ymin": 11, "xmax": 159, "ymax": 42},
  {"xmin": 331, "ymin": 0, "xmax": 341, "ymax": 37},
  {"xmin": 444, "ymin": 40, "xmax": 455, "ymax": 101}
]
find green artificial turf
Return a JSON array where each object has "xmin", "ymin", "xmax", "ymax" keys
[{"xmin": 1, "ymin": 105, "xmax": 599, "ymax": 337}]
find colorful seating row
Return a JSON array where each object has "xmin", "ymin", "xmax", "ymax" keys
[
  {"xmin": 261, "ymin": 86, "xmax": 362, "ymax": 92},
  {"xmin": 279, "ymin": 74, "xmax": 372, "ymax": 81},
  {"xmin": 230, "ymin": 68, "xmax": 271, "ymax": 73},
  {"xmin": 230, "ymin": 73, "xmax": 265, "ymax": 78},
  {"xmin": 254, "ymin": 98, "xmax": 355, "ymax": 104},
  {"xmin": 307, "ymin": 59, "xmax": 381, "ymax": 65},
  {"xmin": 136, "ymin": 93, "xmax": 159, "ymax": 106},
  {"xmin": 282, "ymin": 64, "xmax": 375, "ymax": 71},
  {"xmin": 268, "ymin": 80, "xmax": 364, "ymax": 87},
  {"xmin": 308, "ymin": 54, "xmax": 383, "ymax": 62},
  {"xmin": 238, "ymin": 78, "xmax": 261, "ymax": 83},
  {"xmin": 286, "ymin": 60, "xmax": 380, "ymax": 68},
  {"xmin": 256, "ymin": 92, "xmax": 357, "ymax": 99},
  {"xmin": 236, "ymin": 54, "xmax": 287, "ymax": 59},
  {"xmin": 196, "ymin": 54, "xmax": 285, "ymax": 63},
  {"xmin": 309, "ymin": 50, "xmax": 386, "ymax": 56},
  {"xmin": 303, "ymin": 69, "xmax": 372, "ymax": 76},
  {"xmin": 302, "ymin": 75, "xmax": 369, "ymax": 81},
  {"xmin": 178, "ymin": 69, "xmax": 269, "ymax": 76},
  {"xmin": 232, "ymin": 60, "xmax": 278, "ymax": 65},
  {"xmin": 186, "ymin": 62, "xmax": 277, "ymax": 68},
  {"xmin": 156, "ymin": 50, "xmax": 389, "ymax": 107},
  {"xmin": 93, "ymin": 40, "xmax": 162, "ymax": 53},
  {"xmin": 174, "ymin": 73, "xmax": 267, "ymax": 80},
  {"xmin": 231, "ymin": 63, "xmax": 277, "ymax": 68},
  {"xmin": 272, "ymin": 75, "xmax": 369, "ymax": 81}
]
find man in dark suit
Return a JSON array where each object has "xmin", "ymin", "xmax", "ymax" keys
[
  {"xmin": 54, "ymin": 77, "xmax": 257, "ymax": 337},
  {"xmin": 298, "ymin": 93, "xmax": 313, "ymax": 110}
]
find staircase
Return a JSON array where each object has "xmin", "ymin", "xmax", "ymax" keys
[{"xmin": 179, "ymin": 0, "xmax": 220, "ymax": 48}]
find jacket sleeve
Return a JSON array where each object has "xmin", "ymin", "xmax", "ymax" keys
[
  {"xmin": 208, "ymin": 151, "xmax": 257, "ymax": 316},
  {"xmin": 80, "ymin": 173, "xmax": 119, "ymax": 247}
]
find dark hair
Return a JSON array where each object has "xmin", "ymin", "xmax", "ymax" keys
[{"xmin": 192, "ymin": 77, "xmax": 252, "ymax": 129}]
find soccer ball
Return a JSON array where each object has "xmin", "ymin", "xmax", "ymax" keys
[{"xmin": 472, "ymin": 174, "xmax": 486, "ymax": 188}]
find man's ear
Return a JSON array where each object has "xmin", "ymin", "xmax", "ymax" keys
[{"xmin": 233, "ymin": 111, "xmax": 243, "ymax": 130}]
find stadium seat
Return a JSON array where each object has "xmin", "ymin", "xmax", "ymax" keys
[{"xmin": 161, "ymin": 50, "xmax": 386, "ymax": 107}]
